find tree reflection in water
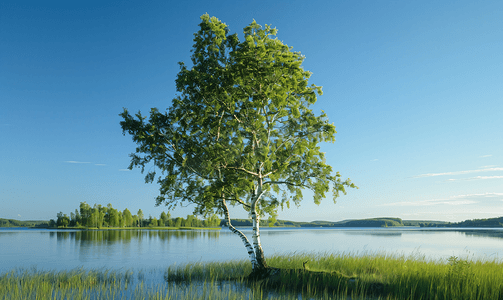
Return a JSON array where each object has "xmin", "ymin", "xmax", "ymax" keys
[{"xmin": 52, "ymin": 229, "xmax": 220, "ymax": 244}]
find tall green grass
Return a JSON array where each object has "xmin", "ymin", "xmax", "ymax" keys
[
  {"xmin": 3, "ymin": 252, "xmax": 503, "ymax": 299},
  {"xmin": 165, "ymin": 251, "xmax": 503, "ymax": 299},
  {"xmin": 0, "ymin": 267, "xmax": 295, "ymax": 300}
]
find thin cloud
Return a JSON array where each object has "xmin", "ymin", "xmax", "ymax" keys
[
  {"xmin": 119, "ymin": 169, "xmax": 130, "ymax": 172},
  {"xmin": 65, "ymin": 161, "xmax": 108, "ymax": 167},
  {"xmin": 480, "ymin": 154, "xmax": 492, "ymax": 158},
  {"xmin": 447, "ymin": 176, "xmax": 503, "ymax": 181},
  {"xmin": 413, "ymin": 167, "xmax": 503, "ymax": 178},
  {"xmin": 452, "ymin": 192, "xmax": 503, "ymax": 198},
  {"xmin": 380, "ymin": 199, "xmax": 478, "ymax": 207},
  {"xmin": 379, "ymin": 192, "xmax": 503, "ymax": 207}
]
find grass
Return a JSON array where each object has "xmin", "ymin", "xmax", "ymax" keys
[
  {"xmin": 2, "ymin": 252, "xmax": 503, "ymax": 299},
  {"xmin": 164, "ymin": 251, "xmax": 503, "ymax": 299},
  {"xmin": 0, "ymin": 267, "xmax": 269, "ymax": 300}
]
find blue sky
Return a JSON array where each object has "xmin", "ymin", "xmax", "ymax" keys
[{"xmin": 1, "ymin": 0, "xmax": 502, "ymax": 222}]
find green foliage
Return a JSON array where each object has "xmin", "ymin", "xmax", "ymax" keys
[
  {"xmin": 49, "ymin": 202, "xmax": 219, "ymax": 229},
  {"xmin": 203, "ymin": 214, "xmax": 221, "ymax": 227},
  {"xmin": 122, "ymin": 208, "xmax": 133, "ymax": 227},
  {"xmin": 120, "ymin": 14, "xmax": 355, "ymax": 220},
  {"xmin": 56, "ymin": 212, "xmax": 70, "ymax": 228},
  {"xmin": 136, "ymin": 209, "xmax": 144, "ymax": 227}
]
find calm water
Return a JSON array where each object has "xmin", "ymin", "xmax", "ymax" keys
[{"xmin": 1, "ymin": 227, "xmax": 503, "ymax": 275}]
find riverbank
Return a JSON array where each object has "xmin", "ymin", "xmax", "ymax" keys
[{"xmin": 2, "ymin": 252, "xmax": 503, "ymax": 299}]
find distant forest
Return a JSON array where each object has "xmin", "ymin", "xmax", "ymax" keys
[
  {"xmin": 0, "ymin": 219, "xmax": 49, "ymax": 228},
  {"xmin": 2, "ymin": 203, "xmax": 503, "ymax": 229}
]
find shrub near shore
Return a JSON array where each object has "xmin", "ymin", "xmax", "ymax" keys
[{"xmin": 2, "ymin": 252, "xmax": 503, "ymax": 299}]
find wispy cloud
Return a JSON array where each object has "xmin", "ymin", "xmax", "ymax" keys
[
  {"xmin": 447, "ymin": 176, "xmax": 503, "ymax": 181},
  {"xmin": 379, "ymin": 192, "xmax": 503, "ymax": 207},
  {"xmin": 452, "ymin": 192, "xmax": 503, "ymax": 198},
  {"xmin": 65, "ymin": 161, "xmax": 108, "ymax": 167},
  {"xmin": 413, "ymin": 167, "xmax": 503, "ymax": 178},
  {"xmin": 380, "ymin": 199, "xmax": 477, "ymax": 207},
  {"xmin": 480, "ymin": 154, "xmax": 492, "ymax": 158},
  {"xmin": 119, "ymin": 169, "xmax": 130, "ymax": 172}
]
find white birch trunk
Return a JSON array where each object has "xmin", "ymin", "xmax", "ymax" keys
[
  {"xmin": 250, "ymin": 184, "xmax": 268, "ymax": 270},
  {"xmin": 221, "ymin": 198, "xmax": 258, "ymax": 269},
  {"xmin": 251, "ymin": 199, "xmax": 262, "ymax": 258}
]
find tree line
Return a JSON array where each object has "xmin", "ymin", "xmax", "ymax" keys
[
  {"xmin": 0, "ymin": 218, "xmax": 48, "ymax": 228},
  {"xmin": 51, "ymin": 202, "xmax": 221, "ymax": 229}
]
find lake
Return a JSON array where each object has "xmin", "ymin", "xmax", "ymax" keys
[{"xmin": 2, "ymin": 227, "xmax": 503, "ymax": 275}]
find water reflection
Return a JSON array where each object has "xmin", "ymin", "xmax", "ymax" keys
[
  {"xmin": 342, "ymin": 230, "xmax": 402, "ymax": 237},
  {"xmin": 429, "ymin": 229, "xmax": 503, "ymax": 240},
  {"xmin": 51, "ymin": 229, "xmax": 220, "ymax": 244},
  {"xmin": 3, "ymin": 227, "xmax": 503, "ymax": 274}
]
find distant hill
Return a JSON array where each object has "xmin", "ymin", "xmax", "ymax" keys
[
  {"xmin": 336, "ymin": 218, "xmax": 404, "ymax": 227},
  {"xmin": 0, "ymin": 218, "xmax": 49, "ymax": 228},
  {"xmin": 402, "ymin": 220, "xmax": 450, "ymax": 227},
  {"xmin": 219, "ymin": 217, "xmax": 406, "ymax": 228},
  {"xmin": 4, "ymin": 216, "xmax": 503, "ymax": 229},
  {"xmin": 444, "ymin": 217, "xmax": 503, "ymax": 228},
  {"xmin": 219, "ymin": 216, "xmax": 503, "ymax": 228},
  {"xmin": 402, "ymin": 217, "xmax": 503, "ymax": 228},
  {"xmin": 454, "ymin": 217, "xmax": 503, "ymax": 227}
]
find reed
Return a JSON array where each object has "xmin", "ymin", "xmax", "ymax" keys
[
  {"xmin": 2, "ymin": 251, "xmax": 503, "ymax": 299},
  {"xmin": 165, "ymin": 251, "xmax": 503, "ymax": 299}
]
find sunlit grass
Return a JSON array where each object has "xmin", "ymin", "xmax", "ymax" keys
[
  {"xmin": 166, "ymin": 251, "xmax": 503, "ymax": 299},
  {"xmin": 3, "ymin": 251, "xmax": 503, "ymax": 299},
  {"xmin": 0, "ymin": 267, "xmax": 276, "ymax": 300}
]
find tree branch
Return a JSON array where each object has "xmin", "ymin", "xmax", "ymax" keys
[
  {"xmin": 263, "ymin": 180, "xmax": 307, "ymax": 187},
  {"xmin": 225, "ymin": 166, "xmax": 259, "ymax": 176}
]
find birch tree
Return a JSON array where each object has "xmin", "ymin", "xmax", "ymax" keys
[{"xmin": 120, "ymin": 14, "xmax": 356, "ymax": 278}]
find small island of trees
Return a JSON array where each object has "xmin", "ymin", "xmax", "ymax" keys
[{"xmin": 51, "ymin": 202, "xmax": 221, "ymax": 229}]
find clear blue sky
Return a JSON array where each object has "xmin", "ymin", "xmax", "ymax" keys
[{"xmin": 1, "ymin": 0, "xmax": 502, "ymax": 222}]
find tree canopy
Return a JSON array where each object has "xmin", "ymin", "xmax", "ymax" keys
[{"xmin": 120, "ymin": 14, "xmax": 356, "ymax": 275}]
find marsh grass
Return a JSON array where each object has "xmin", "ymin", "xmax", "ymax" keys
[
  {"xmin": 3, "ymin": 252, "xmax": 503, "ymax": 299},
  {"xmin": 0, "ymin": 267, "xmax": 278, "ymax": 300},
  {"xmin": 0, "ymin": 268, "xmax": 133, "ymax": 300},
  {"xmin": 165, "ymin": 251, "xmax": 503, "ymax": 299}
]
